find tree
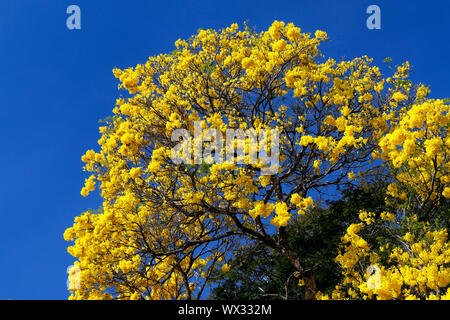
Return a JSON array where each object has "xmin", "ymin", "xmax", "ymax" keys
[
  {"xmin": 210, "ymin": 182, "xmax": 388, "ymax": 300},
  {"xmin": 317, "ymin": 91, "xmax": 450, "ymax": 300},
  {"xmin": 211, "ymin": 182, "xmax": 450, "ymax": 300},
  {"xmin": 64, "ymin": 21, "xmax": 450, "ymax": 300}
]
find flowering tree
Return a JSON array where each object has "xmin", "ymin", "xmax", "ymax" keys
[
  {"xmin": 64, "ymin": 21, "xmax": 449, "ymax": 300},
  {"xmin": 318, "ymin": 91, "xmax": 450, "ymax": 300}
]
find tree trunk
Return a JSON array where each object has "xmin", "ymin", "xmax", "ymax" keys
[
  {"xmin": 303, "ymin": 270, "xmax": 317, "ymax": 300},
  {"xmin": 281, "ymin": 247, "xmax": 317, "ymax": 300}
]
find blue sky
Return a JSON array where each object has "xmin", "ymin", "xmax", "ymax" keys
[{"xmin": 0, "ymin": 0, "xmax": 448, "ymax": 299}]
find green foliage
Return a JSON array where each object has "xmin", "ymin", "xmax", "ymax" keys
[
  {"xmin": 202, "ymin": 59, "xmax": 216, "ymax": 74},
  {"xmin": 393, "ymin": 79, "xmax": 412, "ymax": 89}
]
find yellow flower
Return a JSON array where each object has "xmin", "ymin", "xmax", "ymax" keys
[
  {"xmin": 443, "ymin": 187, "xmax": 450, "ymax": 199},
  {"xmin": 271, "ymin": 202, "xmax": 291, "ymax": 227},
  {"xmin": 392, "ymin": 91, "xmax": 407, "ymax": 102},
  {"xmin": 273, "ymin": 39, "xmax": 287, "ymax": 51},
  {"xmin": 221, "ymin": 264, "xmax": 231, "ymax": 272},
  {"xmin": 314, "ymin": 30, "xmax": 327, "ymax": 40}
]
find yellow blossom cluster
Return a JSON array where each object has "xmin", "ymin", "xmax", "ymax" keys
[
  {"xmin": 317, "ymin": 212, "xmax": 450, "ymax": 300},
  {"xmin": 379, "ymin": 96, "xmax": 449, "ymax": 203}
]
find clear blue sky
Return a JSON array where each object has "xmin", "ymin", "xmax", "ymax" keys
[{"xmin": 0, "ymin": 0, "xmax": 448, "ymax": 299}]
